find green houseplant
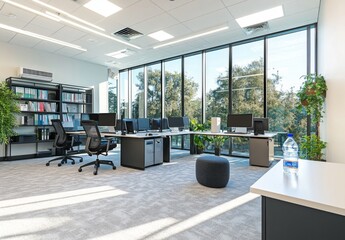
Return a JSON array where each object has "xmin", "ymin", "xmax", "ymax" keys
[
  {"xmin": 296, "ymin": 73, "xmax": 327, "ymax": 160},
  {"xmin": 0, "ymin": 81, "xmax": 20, "ymax": 145},
  {"xmin": 211, "ymin": 135, "xmax": 227, "ymax": 156},
  {"xmin": 297, "ymin": 74, "xmax": 327, "ymax": 126},
  {"xmin": 190, "ymin": 119, "xmax": 208, "ymax": 154}
]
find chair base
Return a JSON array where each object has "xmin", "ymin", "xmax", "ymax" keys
[
  {"xmin": 78, "ymin": 158, "xmax": 116, "ymax": 175},
  {"xmin": 46, "ymin": 155, "xmax": 83, "ymax": 167}
]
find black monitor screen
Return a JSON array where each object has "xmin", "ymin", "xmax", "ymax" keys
[
  {"xmin": 97, "ymin": 113, "xmax": 117, "ymax": 127},
  {"xmin": 227, "ymin": 114, "xmax": 253, "ymax": 128},
  {"xmin": 151, "ymin": 118, "xmax": 161, "ymax": 130},
  {"xmin": 253, "ymin": 117, "xmax": 269, "ymax": 131},
  {"xmin": 125, "ymin": 120, "xmax": 135, "ymax": 134},
  {"xmin": 161, "ymin": 118, "xmax": 169, "ymax": 130},
  {"xmin": 137, "ymin": 118, "xmax": 150, "ymax": 131},
  {"xmin": 168, "ymin": 117, "xmax": 184, "ymax": 128}
]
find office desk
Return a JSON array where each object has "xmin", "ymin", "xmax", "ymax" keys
[
  {"xmin": 190, "ymin": 132, "xmax": 276, "ymax": 167},
  {"xmin": 67, "ymin": 130, "xmax": 191, "ymax": 170},
  {"xmin": 251, "ymin": 160, "xmax": 345, "ymax": 240}
]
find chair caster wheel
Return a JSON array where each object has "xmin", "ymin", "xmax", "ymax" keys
[
  {"xmin": 113, "ymin": 166, "xmax": 116, "ymax": 170},
  {"xmin": 46, "ymin": 163, "xmax": 50, "ymax": 166},
  {"xmin": 93, "ymin": 171, "xmax": 98, "ymax": 175},
  {"xmin": 79, "ymin": 159, "xmax": 83, "ymax": 162},
  {"xmin": 78, "ymin": 168, "xmax": 82, "ymax": 172},
  {"xmin": 58, "ymin": 163, "xmax": 62, "ymax": 167},
  {"xmin": 72, "ymin": 161, "xmax": 75, "ymax": 165}
]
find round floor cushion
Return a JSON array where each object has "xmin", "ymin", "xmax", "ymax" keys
[{"xmin": 196, "ymin": 155, "xmax": 229, "ymax": 188}]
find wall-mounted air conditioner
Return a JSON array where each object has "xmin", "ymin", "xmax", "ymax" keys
[{"xmin": 17, "ymin": 67, "xmax": 53, "ymax": 82}]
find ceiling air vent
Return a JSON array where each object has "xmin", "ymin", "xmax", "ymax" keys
[
  {"xmin": 243, "ymin": 22, "xmax": 269, "ymax": 35},
  {"xmin": 113, "ymin": 27, "xmax": 143, "ymax": 41}
]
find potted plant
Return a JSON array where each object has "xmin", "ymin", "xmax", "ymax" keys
[
  {"xmin": 299, "ymin": 135, "xmax": 326, "ymax": 161},
  {"xmin": 0, "ymin": 82, "xmax": 20, "ymax": 145},
  {"xmin": 190, "ymin": 119, "xmax": 208, "ymax": 154},
  {"xmin": 211, "ymin": 135, "xmax": 227, "ymax": 156},
  {"xmin": 296, "ymin": 73, "xmax": 327, "ymax": 160}
]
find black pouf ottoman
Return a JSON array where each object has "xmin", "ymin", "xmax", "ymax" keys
[{"xmin": 196, "ymin": 155, "xmax": 229, "ymax": 188}]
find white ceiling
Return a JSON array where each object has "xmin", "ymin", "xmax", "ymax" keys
[{"xmin": 0, "ymin": 0, "xmax": 320, "ymax": 70}]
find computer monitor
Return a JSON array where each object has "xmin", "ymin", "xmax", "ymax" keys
[
  {"xmin": 137, "ymin": 118, "xmax": 150, "ymax": 131},
  {"xmin": 97, "ymin": 113, "xmax": 117, "ymax": 127},
  {"xmin": 168, "ymin": 117, "xmax": 184, "ymax": 128},
  {"xmin": 161, "ymin": 118, "xmax": 169, "ymax": 130},
  {"xmin": 182, "ymin": 117, "xmax": 190, "ymax": 130},
  {"xmin": 227, "ymin": 113, "xmax": 253, "ymax": 133},
  {"xmin": 253, "ymin": 117, "xmax": 269, "ymax": 131},
  {"xmin": 151, "ymin": 118, "xmax": 161, "ymax": 131},
  {"xmin": 123, "ymin": 119, "xmax": 135, "ymax": 134}
]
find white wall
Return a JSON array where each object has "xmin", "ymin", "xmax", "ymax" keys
[
  {"xmin": 318, "ymin": 0, "xmax": 345, "ymax": 163},
  {"xmin": 0, "ymin": 41, "xmax": 108, "ymax": 157}
]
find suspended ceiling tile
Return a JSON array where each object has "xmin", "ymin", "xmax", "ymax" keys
[
  {"xmin": 131, "ymin": 13, "xmax": 179, "ymax": 34},
  {"xmin": 54, "ymin": 46, "xmax": 86, "ymax": 57},
  {"xmin": 109, "ymin": 0, "xmax": 164, "ymax": 27},
  {"xmin": 33, "ymin": 40, "xmax": 64, "ymax": 52},
  {"xmin": 221, "ymin": 0, "xmax": 248, "ymax": 7},
  {"xmin": 183, "ymin": 8, "xmax": 234, "ymax": 32},
  {"xmin": 10, "ymin": 34, "xmax": 41, "ymax": 48},
  {"xmin": 50, "ymin": 25, "xmax": 87, "ymax": 43},
  {"xmin": 150, "ymin": 0, "xmax": 194, "ymax": 11},
  {"xmin": 228, "ymin": 0, "xmax": 286, "ymax": 19},
  {"xmin": 168, "ymin": 0, "xmax": 225, "ymax": 22},
  {"xmin": 0, "ymin": 30, "xmax": 15, "ymax": 42}
]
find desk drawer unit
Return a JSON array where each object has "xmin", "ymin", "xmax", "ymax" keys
[{"xmin": 121, "ymin": 137, "xmax": 163, "ymax": 170}]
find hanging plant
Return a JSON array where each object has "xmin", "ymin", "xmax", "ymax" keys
[
  {"xmin": 0, "ymin": 82, "xmax": 20, "ymax": 144},
  {"xmin": 296, "ymin": 74, "xmax": 327, "ymax": 124}
]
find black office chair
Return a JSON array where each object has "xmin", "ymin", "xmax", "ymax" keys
[
  {"xmin": 79, "ymin": 120, "xmax": 117, "ymax": 175},
  {"xmin": 46, "ymin": 119, "xmax": 83, "ymax": 167}
]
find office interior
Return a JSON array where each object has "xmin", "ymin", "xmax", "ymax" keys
[{"xmin": 0, "ymin": 0, "xmax": 344, "ymax": 239}]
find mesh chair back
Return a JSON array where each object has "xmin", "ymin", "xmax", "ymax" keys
[
  {"xmin": 51, "ymin": 119, "xmax": 67, "ymax": 147},
  {"xmin": 81, "ymin": 120, "xmax": 102, "ymax": 151}
]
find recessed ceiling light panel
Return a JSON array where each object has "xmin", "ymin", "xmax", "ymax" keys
[
  {"xmin": 236, "ymin": 6, "xmax": 284, "ymax": 28},
  {"xmin": 106, "ymin": 49, "xmax": 135, "ymax": 59},
  {"xmin": 84, "ymin": 0, "xmax": 122, "ymax": 17},
  {"xmin": 148, "ymin": 30, "xmax": 174, "ymax": 42}
]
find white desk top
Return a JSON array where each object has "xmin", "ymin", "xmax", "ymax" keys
[
  {"xmin": 250, "ymin": 159, "xmax": 345, "ymax": 216},
  {"xmin": 66, "ymin": 130, "xmax": 191, "ymax": 138},
  {"xmin": 193, "ymin": 131, "xmax": 276, "ymax": 138}
]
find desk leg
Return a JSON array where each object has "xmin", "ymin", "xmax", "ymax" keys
[{"xmin": 163, "ymin": 136, "xmax": 170, "ymax": 162}]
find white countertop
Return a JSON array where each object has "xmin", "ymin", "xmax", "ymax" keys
[
  {"xmin": 250, "ymin": 159, "xmax": 345, "ymax": 216},
  {"xmin": 193, "ymin": 131, "xmax": 277, "ymax": 138}
]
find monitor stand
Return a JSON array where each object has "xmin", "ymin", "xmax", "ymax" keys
[{"xmin": 234, "ymin": 127, "xmax": 247, "ymax": 133}]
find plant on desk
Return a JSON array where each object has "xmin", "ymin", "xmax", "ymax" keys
[
  {"xmin": 211, "ymin": 135, "xmax": 227, "ymax": 156},
  {"xmin": 190, "ymin": 119, "xmax": 209, "ymax": 154},
  {"xmin": 0, "ymin": 82, "xmax": 20, "ymax": 145}
]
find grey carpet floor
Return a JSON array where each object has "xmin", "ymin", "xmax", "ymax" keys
[{"xmin": 0, "ymin": 149, "xmax": 274, "ymax": 240}]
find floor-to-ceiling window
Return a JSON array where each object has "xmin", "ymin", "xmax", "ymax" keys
[
  {"xmin": 147, "ymin": 63, "xmax": 161, "ymax": 118},
  {"xmin": 119, "ymin": 70, "xmax": 129, "ymax": 118},
  {"xmin": 267, "ymin": 30, "xmax": 308, "ymax": 155},
  {"xmin": 164, "ymin": 58, "xmax": 182, "ymax": 148},
  {"xmin": 184, "ymin": 53, "xmax": 202, "ymax": 123},
  {"xmin": 164, "ymin": 58, "xmax": 182, "ymax": 117},
  {"xmin": 231, "ymin": 40, "xmax": 264, "ymax": 156},
  {"xmin": 205, "ymin": 47, "xmax": 229, "ymax": 128},
  {"xmin": 131, "ymin": 67, "xmax": 145, "ymax": 118},
  {"xmin": 108, "ymin": 75, "xmax": 117, "ymax": 113},
  {"xmin": 184, "ymin": 53, "xmax": 203, "ymax": 149},
  {"xmin": 112, "ymin": 25, "xmax": 315, "ymax": 157}
]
